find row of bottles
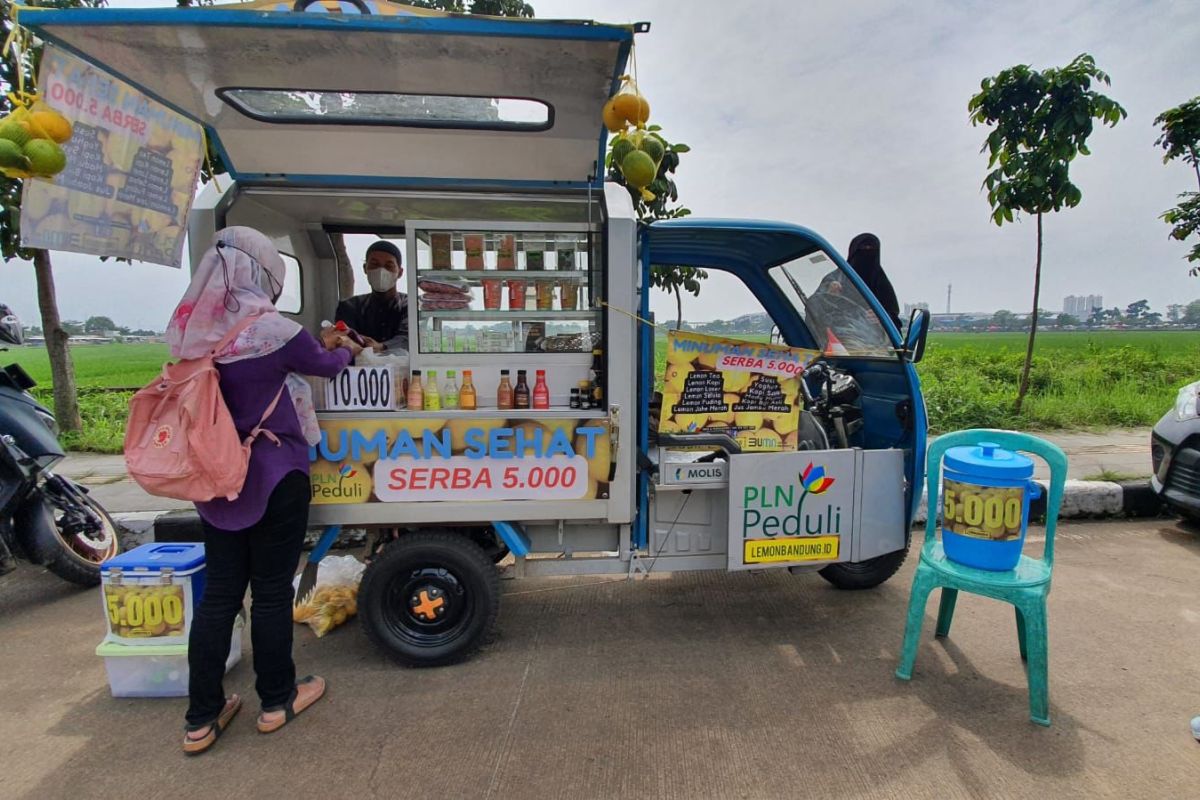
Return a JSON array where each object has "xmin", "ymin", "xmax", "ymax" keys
[{"xmin": 399, "ymin": 350, "xmax": 602, "ymax": 413}]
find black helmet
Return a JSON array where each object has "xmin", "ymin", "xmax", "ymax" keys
[{"xmin": 0, "ymin": 303, "xmax": 24, "ymax": 346}]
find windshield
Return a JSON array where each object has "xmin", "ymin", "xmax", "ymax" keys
[{"xmin": 769, "ymin": 251, "xmax": 895, "ymax": 358}]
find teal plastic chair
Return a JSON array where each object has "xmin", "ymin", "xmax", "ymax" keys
[{"xmin": 895, "ymin": 429, "xmax": 1067, "ymax": 726}]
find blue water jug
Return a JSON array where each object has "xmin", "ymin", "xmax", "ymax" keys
[{"xmin": 941, "ymin": 441, "xmax": 1043, "ymax": 571}]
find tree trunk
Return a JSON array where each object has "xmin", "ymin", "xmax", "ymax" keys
[
  {"xmin": 1014, "ymin": 213, "xmax": 1043, "ymax": 415},
  {"xmin": 674, "ymin": 285, "xmax": 682, "ymax": 330},
  {"xmin": 32, "ymin": 249, "xmax": 82, "ymax": 433},
  {"xmin": 330, "ymin": 232, "xmax": 356, "ymax": 301}
]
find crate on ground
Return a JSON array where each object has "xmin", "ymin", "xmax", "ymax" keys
[
  {"xmin": 100, "ymin": 542, "xmax": 206, "ymax": 646},
  {"xmin": 96, "ymin": 617, "xmax": 242, "ymax": 698}
]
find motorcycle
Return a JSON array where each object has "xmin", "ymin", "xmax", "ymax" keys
[{"xmin": 1, "ymin": 321, "xmax": 119, "ymax": 585}]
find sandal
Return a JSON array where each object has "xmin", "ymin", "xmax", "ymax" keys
[
  {"xmin": 183, "ymin": 694, "xmax": 242, "ymax": 756},
  {"xmin": 257, "ymin": 675, "xmax": 326, "ymax": 734}
]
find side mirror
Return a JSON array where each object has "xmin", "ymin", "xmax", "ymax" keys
[
  {"xmin": 769, "ymin": 325, "xmax": 781, "ymax": 344},
  {"xmin": 904, "ymin": 308, "xmax": 930, "ymax": 363}
]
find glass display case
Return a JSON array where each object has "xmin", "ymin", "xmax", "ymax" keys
[{"xmin": 403, "ymin": 220, "xmax": 605, "ymax": 411}]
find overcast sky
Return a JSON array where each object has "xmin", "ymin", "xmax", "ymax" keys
[{"xmin": 1, "ymin": 0, "xmax": 1198, "ymax": 329}]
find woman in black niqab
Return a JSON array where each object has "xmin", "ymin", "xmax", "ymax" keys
[{"xmin": 846, "ymin": 233, "xmax": 902, "ymax": 331}]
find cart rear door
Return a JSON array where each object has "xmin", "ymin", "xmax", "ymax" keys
[{"xmin": 22, "ymin": 5, "xmax": 634, "ymax": 187}]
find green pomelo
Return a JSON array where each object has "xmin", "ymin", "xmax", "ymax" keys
[
  {"xmin": 0, "ymin": 138, "xmax": 27, "ymax": 169},
  {"xmin": 639, "ymin": 135, "xmax": 665, "ymax": 163},
  {"xmin": 24, "ymin": 138, "xmax": 66, "ymax": 176},
  {"xmin": 0, "ymin": 122, "xmax": 31, "ymax": 147},
  {"xmin": 611, "ymin": 136, "xmax": 634, "ymax": 164},
  {"xmin": 620, "ymin": 150, "xmax": 657, "ymax": 188}
]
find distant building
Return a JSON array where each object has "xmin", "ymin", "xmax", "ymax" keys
[
  {"xmin": 903, "ymin": 302, "xmax": 929, "ymax": 318},
  {"xmin": 1062, "ymin": 294, "xmax": 1102, "ymax": 318}
]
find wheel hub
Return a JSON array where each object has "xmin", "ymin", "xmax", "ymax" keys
[{"xmin": 409, "ymin": 585, "xmax": 448, "ymax": 622}]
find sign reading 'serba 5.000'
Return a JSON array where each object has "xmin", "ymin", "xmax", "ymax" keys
[
  {"xmin": 20, "ymin": 46, "xmax": 202, "ymax": 268},
  {"xmin": 659, "ymin": 331, "xmax": 819, "ymax": 452},
  {"xmin": 727, "ymin": 450, "xmax": 858, "ymax": 570},
  {"xmin": 309, "ymin": 417, "xmax": 612, "ymax": 504}
]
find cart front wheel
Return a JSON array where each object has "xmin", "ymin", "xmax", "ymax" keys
[
  {"xmin": 818, "ymin": 546, "xmax": 908, "ymax": 590},
  {"xmin": 359, "ymin": 531, "xmax": 499, "ymax": 667}
]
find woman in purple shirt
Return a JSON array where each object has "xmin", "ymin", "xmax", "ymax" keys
[{"xmin": 166, "ymin": 227, "xmax": 361, "ymax": 755}]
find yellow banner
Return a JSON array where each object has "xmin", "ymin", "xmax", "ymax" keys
[
  {"xmin": 743, "ymin": 536, "xmax": 839, "ymax": 564},
  {"xmin": 20, "ymin": 46, "xmax": 203, "ymax": 268},
  {"xmin": 659, "ymin": 331, "xmax": 819, "ymax": 452},
  {"xmin": 309, "ymin": 416, "xmax": 612, "ymax": 504}
]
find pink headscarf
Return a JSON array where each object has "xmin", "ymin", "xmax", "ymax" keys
[{"xmin": 166, "ymin": 226, "xmax": 320, "ymax": 444}]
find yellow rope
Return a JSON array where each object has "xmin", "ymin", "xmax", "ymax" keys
[
  {"xmin": 597, "ymin": 298, "xmax": 655, "ymax": 328},
  {"xmin": 202, "ymin": 127, "xmax": 222, "ymax": 193}
]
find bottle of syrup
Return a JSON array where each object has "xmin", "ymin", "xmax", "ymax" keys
[
  {"xmin": 424, "ymin": 370, "xmax": 441, "ymax": 410},
  {"xmin": 514, "ymin": 369, "xmax": 531, "ymax": 409},
  {"xmin": 459, "ymin": 370, "xmax": 477, "ymax": 410},
  {"xmin": 532, "ymin": 369, "xmax": 550, "ymax": 410},
  {"xmin": 442, "ymin": 370, "xmax": 459, "ymax": 410},
  {"xmin": 407, "ymin": 370, "xmax": 424, "ymax": 411},
  {"xmin": 497, "ymin": 370, "xmax": 514, "ymax": 410},
  {"xmin": 590, "ymin": 349, "xmax": 604, "ymax": 410}
]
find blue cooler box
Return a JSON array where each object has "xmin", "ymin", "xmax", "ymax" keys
[
  {"xmin": 99, "ymin": 543, "xmax": 206, "ymax": 646},
  {"xmin": 941, "ymin": 442, "xmax": 1042, "ymax": 571}
]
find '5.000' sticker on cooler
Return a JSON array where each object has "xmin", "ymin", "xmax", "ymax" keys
[
  {"xmin": 942, "ymin": 478, "xmax": 1024, "ymax": 541},
  {"xmin": 374, "ymin": 455, "xmax": 589, "ymax": 502}
]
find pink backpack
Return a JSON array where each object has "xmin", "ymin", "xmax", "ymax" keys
[{"xmin": 124, "ymin": 316, "xmax": 284, "ymax": 502}]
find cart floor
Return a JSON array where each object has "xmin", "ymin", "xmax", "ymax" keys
[{"xmin": 2, "ymin": 519, "xmax": 1198, "ymax": 798}]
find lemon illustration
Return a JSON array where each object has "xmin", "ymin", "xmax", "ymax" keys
[
  {"xmin": 24, "ymin": 139, "xmax": 66, "ymax": 176},
  {"xmin": 620, "ymin": 150, "xmax": 656, "ymax": 189}
]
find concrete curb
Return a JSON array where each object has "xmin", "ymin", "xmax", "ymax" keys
[{"xmin": 113, "ymin": 480, "xmax": 1169, "ymax": 548}]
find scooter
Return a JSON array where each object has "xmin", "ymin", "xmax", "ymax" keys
[{"xmin": 0, "ymin": 319, "xmax": 119, "ymax": 585}]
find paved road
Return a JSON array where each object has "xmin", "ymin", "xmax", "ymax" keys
[
  {"xmin": 59, "ymin": 428, "xmax": 1154, "ymax": 514},
  {"xmin": 2, "ymin": 518, "xmax": 1197, "ymax": 799}
]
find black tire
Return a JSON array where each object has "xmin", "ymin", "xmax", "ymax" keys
[
  {"xmin": 818, "ymin": 546, "xmax": 908, "ymax": 590},
  {"xmin": 18, "ymin": 489, "xmax": 119, "ymax": 587},
  {"xmin": 359, "ymin": 531, "xmax": 499, "ymax": 667}
]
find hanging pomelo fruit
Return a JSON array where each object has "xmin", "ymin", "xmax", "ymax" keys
[
  {"xmin": 611, "ymin": 134, "xmax": 635, "ymax": 164},
  {"xmin": 620, "ymin": 149, "xmax": 656, "ymax": 189},
  {"xmin": 639, "ymin": 134, "xmax": 665, "ymax": 164},
  {"xmin": 29, "ymin": 110, "xmax": 72, "ymax": 144},
  {"xmin": 602, "ymin": 97, "xmax": 625, "ymax": 133},
  {"xmin": 612, "ymin": 92, "xmax": 650, "ymax": 127}
]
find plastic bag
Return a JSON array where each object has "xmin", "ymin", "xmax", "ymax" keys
[
  {"xmin": 0, "ymin": 97, "xmax": 73, "ymax": 180},
  {"xmin": 292, "ymin": 555, "xmax": 365, "ymax": 638}
]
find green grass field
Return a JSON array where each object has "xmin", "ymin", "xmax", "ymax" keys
[{"xmin": 4, "ymin": 331, "xmax": 1196, "ymax": 452}]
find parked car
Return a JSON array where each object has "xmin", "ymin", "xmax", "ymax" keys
[{"xmin": 1151, "ymin": 380, "xmax": 1200, "ymax": 522}]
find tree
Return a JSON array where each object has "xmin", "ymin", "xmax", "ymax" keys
[
  {"xmin": 1184, "ymin": 300, "xmax": 1200, "ymax": 326},
  {"xmin": 0, "ymin": 0, "xmax": 112, "ymax": 433},
  {"xmin": 411, "ymin": 0, "xmax": 533, "ymax": 16},
  {"xmin": 1168, "ymin": 303, "xmax": 1184, "ymax": 323},
  {"xmin": 1124, "ymin": 299, "xmax": 1149, "ymax": 322},
  {"xmin": 84, "ymin": 315, "xmax": 116, "ymax": 333},
  {"xmin": 606, "ymin": 126, "xmax": 699, "ymax": 328},
  {"xmin": 969, "ymin": 53, "xmax": 1125, "ymax": 413},
  {"xmin": 1055, "ymin": 312, "xmax": 1079, "ymax": 328},
  {"xmin": 991, "ymin": 309, "xmax": 1017, "ymax": 330},
  {"xmin": 1154, "ymin": 97, "xmax": 1200, "ymax": 270}
]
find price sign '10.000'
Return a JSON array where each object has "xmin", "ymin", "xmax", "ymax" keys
[{"xmin": 325, "ymin": 366, "xmax": 395, "ymax": 411}]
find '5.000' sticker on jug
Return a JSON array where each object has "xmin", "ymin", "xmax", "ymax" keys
[{"xmin": 942, "ymin": 479, "xmax": 1024, "ymax": 541}]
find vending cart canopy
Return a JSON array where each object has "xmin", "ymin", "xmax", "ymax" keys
[{"xmin": 21, "ymin": 6, "xmax": 634, "ymax": 188}]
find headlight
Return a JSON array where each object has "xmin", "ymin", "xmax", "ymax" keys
[{"xmin": 1174, "ymin": 380, "xmax": 1200, "ymax": 421}]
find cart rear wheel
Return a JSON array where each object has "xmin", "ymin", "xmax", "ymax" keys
[
  {"xmin": 818, "ymin": 546, "xmax": 908, "ymax": 590},
  {"xmin": 359, "ymin": 531, "xmax": 499, "ymax": 667}
]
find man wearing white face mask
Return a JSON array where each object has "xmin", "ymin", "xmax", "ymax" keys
[{"xmin": 334, "ymin": 240, "xmax": 408, "ymax": 352}]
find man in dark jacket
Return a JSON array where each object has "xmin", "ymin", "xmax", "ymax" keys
[{"xmin": 334, "ymin": 240, "xmax": 408, "ymax": 352}]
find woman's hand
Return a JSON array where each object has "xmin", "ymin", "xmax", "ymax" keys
[
  {"xmin": 319, "ymin": 326, "xmax": 342, "ymax": 351},
  {"xmin": 338, "ymin": 336, "xmax": 364, "ymax": 358}
]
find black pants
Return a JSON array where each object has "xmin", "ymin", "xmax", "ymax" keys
[{"xmin": 186, "ymin": 471, "xmax": 309, "ymax": 726}]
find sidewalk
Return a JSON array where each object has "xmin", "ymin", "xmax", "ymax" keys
[{"xmin": 58, "ymin": 428, "xmax": 1154, "ymax": 515}]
